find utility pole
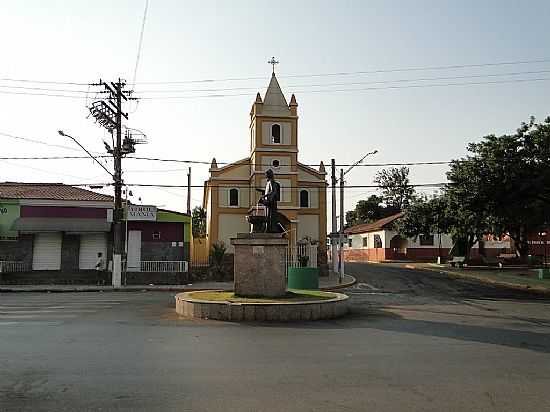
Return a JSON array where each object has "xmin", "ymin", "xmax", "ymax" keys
[
  {"xmin": 88, "ymin": 78, "xmax": 143, "ymax": 288},
  {"xmin": 331, "ymin": 159, "xmax": 338, "ymax": 274},
  {"xmin": 187, "ymin": 167, "xmax": 192, "ymax": 215},
  {"xmin": 339, "ymin": 168, "xmax": 345, "ymax": 280},
  {"xmin": 112, "ymin": 79, "xmax": 124, "ymax": 287}
]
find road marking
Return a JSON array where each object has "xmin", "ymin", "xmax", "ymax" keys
[{"xmin": 0, "ymin": 322, "xmax": 19, "ymax": 326}]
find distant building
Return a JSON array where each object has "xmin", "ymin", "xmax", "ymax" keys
[
  {"xmin": 0, "ymin": 182, "xmax": 190, "ymax": 282},
  {"xmin": 343, "ymin": 213, "xmax": 514, "ymax": 262},
  {"xmin": 202, "ymin": 71, "xmax": 327, "ymax": 255}
]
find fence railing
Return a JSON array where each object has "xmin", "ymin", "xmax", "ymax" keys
[
  {"xmin": 0, "ymin": 261, "xmax": 29, "ymax": 273},
  {"xmin": 140, "ymin": 261, "xmax": 188, "ymax": 273},
  {"xmin": 285, "ymin": 244, "xmax": 318, "ymax": 273}
]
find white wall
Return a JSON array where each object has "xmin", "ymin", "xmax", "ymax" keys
[
  {"xmin": 218, "ymin": 213, "xmax": 249, "ymax": 252},
  {"xmin": 297, "ymin": 215, "xmax": 320, "ymax": 242},
  {"xmin": 346, "ymin": 230, "xmax": 387, "ymax": 249}
]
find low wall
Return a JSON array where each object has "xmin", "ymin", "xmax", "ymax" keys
[
  {"xmin": 175, "ymin": 291, "xmax": 349, "ymax": 322},
  {"xmin": 343, "ymin": 247, "xmax": 451, "ymax": 262}
]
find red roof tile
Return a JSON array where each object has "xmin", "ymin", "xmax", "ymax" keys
[
  {"xmin": 0, "ymin": 182, "xmax": 113, "ymax": 202},
  {"xmin": 345, "ymin": 212, "xmax": 404, "ymax": 235}
]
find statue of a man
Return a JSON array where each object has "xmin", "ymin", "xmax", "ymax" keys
[{"xmin": 258, "ymin": 169, "xmax": 280, "ymax": 232}]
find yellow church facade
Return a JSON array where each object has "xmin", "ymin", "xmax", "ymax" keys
[{"xmin": 202, "ymin": 72, "xmax": 327, "ymax": 257}]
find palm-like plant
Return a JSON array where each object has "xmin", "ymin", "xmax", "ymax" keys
[{"xmin": 209, "ymin": 241, "xmax": 227, "ymax": 278}]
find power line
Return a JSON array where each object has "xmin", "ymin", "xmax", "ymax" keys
[
  {"xmin": 135, "ymin": 77, "xmax": 550, "ymax": 100},
  {"xmin": 0, "ymin": 131, "xmax": 85, "ymax": 152},
  {"xmin": 0, "ymin": 153, "xmax": 458, "ymax": 168},
  {"xmin": 0, "ymin": 90, "xmax": 88, "ymax": 99},
  {"xmin": 2, "ymin": 76, "xmax": 548, "ymax": 100},
  {"xmin": 0, "ymin": 84, "xmax": 101, "ymax": 94},
  {"xmin": 131, "ymin": 0, "xmax": 150, "ymax": 89},
  {"xmin": 134, "ymin": 69, "xmax": 550, "ymax": 94},
  {"xmin": 0, "ymin": 77, "xmax": 90, "ymax": 86},
  {"xmin": 118, "ymin": 183, "xmax": 450, "ymax": 189},
  {"xmin": 2, "ymin": 57, "xmax": 549, "ymax": 87},
  {"xmin": 134, "ymin": 58, "xmax": 550, "ymax": 84}
]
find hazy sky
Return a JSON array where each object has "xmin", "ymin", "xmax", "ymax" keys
[{"xmin": 1, "ymin": 0, "xmax": 549, "ymax": 218}]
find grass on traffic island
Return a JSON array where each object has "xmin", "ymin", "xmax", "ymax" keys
[{"xmin": 187, "ymin": 289, "xmax": 336, "ymax": 303}]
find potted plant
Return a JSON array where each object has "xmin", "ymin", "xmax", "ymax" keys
[{"xmin": 288, "ymin": 253, "xmax": 319, "ymax": 290}]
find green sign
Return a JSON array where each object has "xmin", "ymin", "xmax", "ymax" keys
[{"xmin": 0, "ymin": 200, "xmax": 20, "ymax": 241}]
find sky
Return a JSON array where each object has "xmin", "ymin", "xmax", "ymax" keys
[{"xmin": 1, "ymin": 0, "xmax": 549, "ymax": 222}]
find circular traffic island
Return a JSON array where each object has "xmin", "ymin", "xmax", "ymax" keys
[{"xmin": 175, "ymin": 289, "xmax": 349, "ymax": 322}]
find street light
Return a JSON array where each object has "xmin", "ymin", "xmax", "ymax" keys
[
  {"xmin": 59, "ymin": 130, "xmax": 121, "ymax": 286},
  {"xmin": 336, "ymin": 150, "xmax": 378, "ymax": 281},
  {"xmin": 58, "ymin": 130, "xmax": 113, "ymax": 178}
]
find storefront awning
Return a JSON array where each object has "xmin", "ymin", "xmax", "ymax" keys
[{"xmin": 14, "ymin": 217, "xmax": 111, "ymax": 233}]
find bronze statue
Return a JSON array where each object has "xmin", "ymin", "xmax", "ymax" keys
[
  {"xmin": 248, "ymin": 169, "xmax": 282, "ymax": 233},
  {"xmin": 258, "ymin": 169, "xmax": 280, "ymax": 232}
]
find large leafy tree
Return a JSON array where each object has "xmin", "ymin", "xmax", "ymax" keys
[
  {"xmin": 374, "ymin": 167, "xmax": 416, "ymax": 211},
  {"xmin": 401, "ymin": 116, "xmax": 550, "ymax": 260},
  {"xmin": 454, "ymin": 116, "xmax": 550, "ymax": 257}
]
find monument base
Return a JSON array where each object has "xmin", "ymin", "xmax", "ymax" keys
[{"xmin": 231, "ymin": 233, "xmax": 288, "ymax": 298}]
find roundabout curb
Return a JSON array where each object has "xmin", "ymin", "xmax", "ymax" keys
[{"xmin": 175, "ymin": 290, "xmax": 350, "ymax": 322}]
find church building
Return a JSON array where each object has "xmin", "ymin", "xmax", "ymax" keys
[{"xmin": 202, "ymin": 68, "xmax": 327, "ymax": 256}]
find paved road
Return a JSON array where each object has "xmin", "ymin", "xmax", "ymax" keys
[
  {"xmin": 1, "ymin": 265, "xmax": 550, "ymax": 412},
  {"xmin": 345, "ymin": 262, "xmax": 549, "ymax": 300}
]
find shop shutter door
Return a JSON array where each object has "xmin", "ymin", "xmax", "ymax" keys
[
  {"xmin": 79, "ymin": 233, "xmax": 108, "ymax": 269},
  {"xmin": 32, "ymin": 233, "xmax": 62, "ymax": 271}
]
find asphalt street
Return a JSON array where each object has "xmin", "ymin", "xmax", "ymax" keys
[{"xmin": 1, "ymin": 263, "xmax": 550, "ymax": 412}]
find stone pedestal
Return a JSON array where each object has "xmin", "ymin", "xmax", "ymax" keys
[{"xmin": 231, "ymin": 233, "xmax": 288, "ymax": 298}]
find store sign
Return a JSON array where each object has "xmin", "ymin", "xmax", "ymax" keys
[
  {"xmin": 0, "ymin": 201, "xmax": 20, "ymax": 241},
  {"xmin": 127, "ymin": 205, "xmax": 157, "ymax": 221}
]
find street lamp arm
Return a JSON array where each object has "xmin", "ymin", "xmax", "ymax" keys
[
  {"xmin": 58, "ymin": 130, "xmax": 114, "ymax": 178},
  {"xmin": 342, "ymin": 149, "xmax": 378, "ymax": 179}
]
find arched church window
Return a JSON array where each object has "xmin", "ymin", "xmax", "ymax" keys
[
  {"xmin": 272, "ymin": 159, "xmax": 280, "ymax": 168},
  {"xmin": 271, "ymin": 124, "xmax": 281, "ymax": 144},
  {"xmin": 229, "ymin": 188, "xmax": 239, "ymax": 207},
  {"xmin": 300, "ymin": 190, "xmax": 309, "ymax": 208}
]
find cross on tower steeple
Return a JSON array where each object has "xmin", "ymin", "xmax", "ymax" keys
[{"xmin": 268, "ymin": 56, "xmax": 279, "ymax": 74}]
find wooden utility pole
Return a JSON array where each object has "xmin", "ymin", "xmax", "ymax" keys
[
  {"xmin": 89, "ymin": 78, "xmax": 132, "ymax": 287},
  {"xmin": 331, "ymin": 159, "xmax": 338, "ymax": 273},
  {"xmin": 339, "ymin": 168, "xmax": 345, "ymax": 280},
  {"xmin": 112, "ymin": 79, "xmax": 124, "ymax": 287},
  {"xmin": 187, "ymin": 167, "xmax": 191, "ymax": 215}
]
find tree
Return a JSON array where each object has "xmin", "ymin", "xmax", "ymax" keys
[
  {"xmin": 374, "ymin": 167, "xmax": 415, "ymax": 210},
  {"xmin": 447, "ymin": 117, "xmax": 550, "ymax": 259},
  {"xmin": 345, "ymin": 195, "xmax": 396, "ymax": 228},
  {"xmin": 192, "ymin": 206, "xmax": 207, "ymax": 238}
]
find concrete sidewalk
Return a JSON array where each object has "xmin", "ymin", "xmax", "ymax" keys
[
  {"xmin": 404, "ymin": 262, "xmax": 550, "ymax": 295},
  {"xmin": 0, "ymin": 273, "xmax": 356, "ymax": 293}
]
